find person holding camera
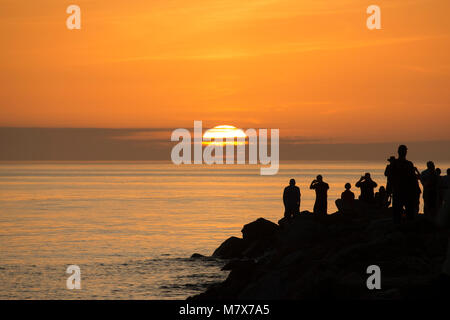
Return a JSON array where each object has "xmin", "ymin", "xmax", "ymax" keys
[{"xmin": 310, "ymin": 175, "xmax": 329, "ymax": 215}]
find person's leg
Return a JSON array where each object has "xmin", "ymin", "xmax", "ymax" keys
[
  {"xmin": 284, "ymin": 207, "xmax": 291, "ymax": 223},
  {"xmin": 392, "ymin": 193, "xmax": 402, "ymax": 224},
  {"xmin": 317, "ymin": 201, "xmax": 327, "ymax": 216},
  {"xmin": 423, "ymin": 189, "xmax": 429, "ymax": 216},
  {"xmin": 405, "ymin": 196, "xmax": 415, "ymax": 220}
]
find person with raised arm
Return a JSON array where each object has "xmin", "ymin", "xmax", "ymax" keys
[{"xmin": 310, "ymin": 175, "xmax": 329, "ymax": 216}]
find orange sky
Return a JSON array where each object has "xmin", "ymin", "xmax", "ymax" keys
[{"xmin": 0, "ymin": 0, "xmax": 449, "ymax": 143}]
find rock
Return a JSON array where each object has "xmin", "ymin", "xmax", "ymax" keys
[
  {"xmin": 277, "ymin": 250, "xmax": 305, "ymax": 269},
  {"xmin": 212, "ymin": 236, "xmax": 246, "ymax": 259},
  {"xmin": 371, "ymin": 288, "xmax": 402, "ymax": 299},
  {"xmin": 241, "ymin": 218, "xmax": 279, "ymax": 242},
  {"xmin": 193, "ymin": 210, "xmax": 448, "ymax": 300},
  {"xmin": 190, "ymin": 253, "xmax": 206, "ymax": 259},
  {"xmin": 277, "ymin": 215, "xmax": 328, "ymax": 248},
  {"xmin": 238, "ymin": 270, "xmax": 284, "ymax": 299},
  {"xmin": 222, "ymin": 259, "xmax": 256, "ymax": 271}
]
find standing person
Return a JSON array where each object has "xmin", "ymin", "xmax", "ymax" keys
[
  {"xmin": 384, "ymin": 156, "xmax": 396, "ymax": 197},
  {"xmin": 283, "ymin": 178, "xmax": 300, "ymax": 222},
  {"xmin": 355, "ymin": 173, "xmax": 378, "ymax": 203},
  {"xmin": 444, "ymin": 169, "xmax": 450, "ymax": 188},
  {"xmin": 390, "ymin": 145, "xmax": 419, "ymax": 224},
  {"xmin": 437, "ymin": 168, "xmax": 444, "ymax": 209},
  {"xmin": 442, "ymin": 168, "xmax": 450, "ymax": 192},
  {"xmin": 310, "ymin": 175, "xmax": 329, "ymax": 216},
  {"xmin": 420, "ymin": 161, "xmax": 438, "ymax": 217}
]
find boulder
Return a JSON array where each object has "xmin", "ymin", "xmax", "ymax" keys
[
  {"xmin": 212, "ymin": 236, "xmax": 246, "ymax": 259},
  {"xmin": 241, "ymin": 218, "xmax": 279, "ymax": 242}
]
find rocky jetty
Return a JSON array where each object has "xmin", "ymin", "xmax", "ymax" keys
[{"xmin": 190, "ymin": 209, "xmax": 449, "ymax": 299}]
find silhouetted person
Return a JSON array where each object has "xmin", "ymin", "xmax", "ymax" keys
[
  {"xmin": 413, "ymin": 167, "xmax": 422, "ymax": 215},
  {"xmin": 384, "ymin": 156, "xmax": 396, "ymax": 196},
  {"xmin": 374, "ymin": 186, "xmax": 390, "ymax": 209},
  {"xmin": 335, "ymin": 183, "xmax": 355, "ymax": 214},
  {"xmin": 437, "ymin": 168, "xmax": 444, "ymax": 209},
  {"xmin": 355, "ymin": 173, "xmax": 377, "ymax": 203},
  {"xmin": 390, "ymin": 145, "xmax": 419, "ymax": 224},
  {"xmin": 421, "ymin": 161, "xmax": 438, "ymax": 217},
  {"xmin": 310, "ymin": 175, "xmax": 329, "ymax": 215},
  {"xmin": 443, "ymin": 168, "xmax": 450, "ymax": 191},
  {"xmin": 283, "ymin": 178, "xmax": 300, "ymax": 221}
]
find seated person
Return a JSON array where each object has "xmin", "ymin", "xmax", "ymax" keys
[
  {"xmin": 335, "ymin": 183, "xmax": 355, "ymax": 214},
  {"xmin": 374, "ymin": 186, "xmax": 390, "ymax": 208}
]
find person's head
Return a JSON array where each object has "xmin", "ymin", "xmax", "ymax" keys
[
  {"xmin": 379, "ymin": 186, "xmax": 386, "ymax": 192},
  {"xmin": 345, "ymin": 183, "xmax": 351, "ymax": 190},
  {"xmin": 289, "ymin": 178, "xmax": 296, "ymax": 186},
  {"xmin": 364, "ymin": 172, "xmax": 371, "ymax": 179},
  {"xmin": 316, "ymin": 175, "xmax": 323, "ymax": 182},
  {"xmin": 427, "ymin": 161, "xmax": 435, "ymax": 170},
  {"xmin": 388, "ymin": 156, "xmax": 395, "ymax": 163},
  {"xmin": 398, "ymin": 145, "xmax": 408, "ymax": 158},
  {"xmin": 436, "ymin": 168, "xmax": 441, "ymax": 176}
]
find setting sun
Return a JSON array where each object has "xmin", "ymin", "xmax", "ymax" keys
[{"xmin": 203, "ymin": 125, "xmax": 247, "ymax": 145}]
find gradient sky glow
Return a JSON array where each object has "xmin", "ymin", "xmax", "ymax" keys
[{"xmin": 1, "ymin": 0, "xmax": 449, "ymax": 143}]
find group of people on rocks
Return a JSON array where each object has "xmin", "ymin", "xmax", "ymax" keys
[{"xmin": 283, "ymin": 145, "xmax": 450, "ymax": 225}]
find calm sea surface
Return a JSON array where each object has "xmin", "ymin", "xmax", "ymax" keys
[{"xmin": 1, "ymin": 161, "xmax": 448, "ymax": 299}]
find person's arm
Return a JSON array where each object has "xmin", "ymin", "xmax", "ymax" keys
[
  {"xmin": 414, "ymin": 167, "xmax": 421, "ymax": 179},
  {"xmin": 296, "ymin": 188, "xmax": 300, "ymax": 205},
  {"xmin": 283, "ymin": 188, "xmax": 287, "ymax": 206},
  {"xmin": 373, "ymin": 180, "xmax": 378, "ymax": 188},
  {"xmin": 355, "ymin": 178, "xmax": 362, "ymax": 188},
  {"xmin": 309, "ymin": 180, "xmax": 316, "ymax": 189}
]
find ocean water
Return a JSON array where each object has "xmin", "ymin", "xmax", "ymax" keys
[{"xmin": 0, "ymin": 161, "xmax": 447, "ymax": 299}]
